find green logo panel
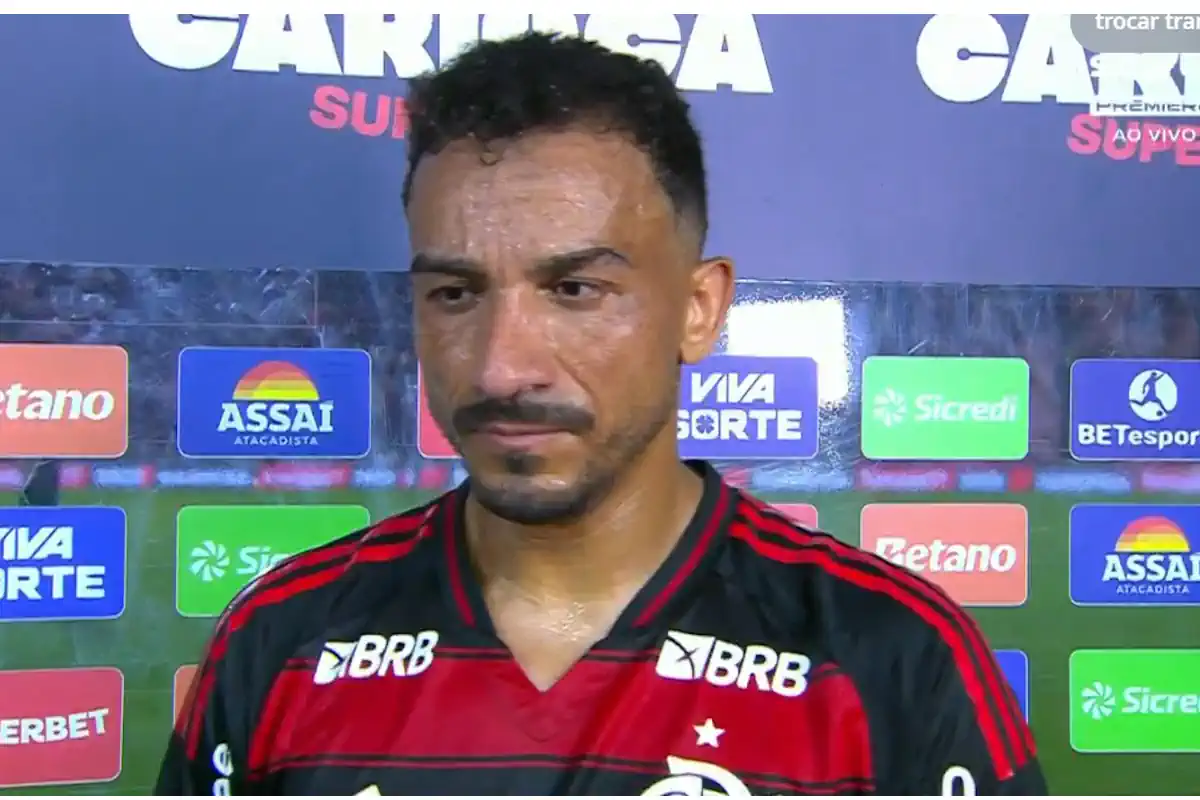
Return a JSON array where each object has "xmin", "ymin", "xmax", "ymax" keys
[
  {"xmin": 176, "ymin": 504, "xmax": 371, "ymax": 617},
  {"xmin": 860, "ymin": 356, "xmax": 1030, "ymax": 460},
  {"xmin": 1070, "ymin": 649, "xmax": 1200, "ymax": 753}
]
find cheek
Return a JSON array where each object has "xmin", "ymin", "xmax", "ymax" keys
[{"xmin": 560, "ymin": 296, "xmax": 677, "ymax": 404}]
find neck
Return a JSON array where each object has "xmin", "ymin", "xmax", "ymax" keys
[{"xmin": 463, "ymin": 442, "xmax": 703, "ymax": 604}]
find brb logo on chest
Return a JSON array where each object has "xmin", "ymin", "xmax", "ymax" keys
[
  {"xmin": 1071, "ymin": 359, "xmax": 1200, "ymax": 461},
  {"xmin": 176, "ymin": 347, "xmax": 371, "ymax": 458},
  {"xmin": 678, "ymin": 355, "xmax": 818, "ymax": 460},
  {"xmin": 0, "ymin": 507, "xmax": 126, "ymax": 622},
  {"xmin": 655, "ymin": 630, "xmax": 811, "ymax": 697}
]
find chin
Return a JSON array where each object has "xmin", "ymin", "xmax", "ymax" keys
[{"xmin": 472, "ymin": 479, "xmax": 594, "ymax": 525}]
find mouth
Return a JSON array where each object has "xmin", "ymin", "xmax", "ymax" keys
[{"xmin": 473, "ymin": 422, "xmax": 573, "ymax": 448}]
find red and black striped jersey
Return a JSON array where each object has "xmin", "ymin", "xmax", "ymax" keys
[{"xmin": 157, "ymin": 461, "xmax": 1045, "ymax": 796}]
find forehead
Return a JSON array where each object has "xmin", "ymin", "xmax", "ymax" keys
[{"xmin": 406, "ymin": 129, "xmax": 674, "ymax": 256}]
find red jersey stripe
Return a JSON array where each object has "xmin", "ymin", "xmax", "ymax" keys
[
  {"xmin": 180, "ymin": 509, "xmax": 439, "ymax": 757},
  {"xmin": 634, "ymin": 481, "xmax": 732, "ymax": 627},
  {"xmin": 730, "ymin": 509, "xmax": 1030, "ymax": 780},
  {"xmin": 740, "ymin": 500, "xmax": 1034, "ymax": 760}
]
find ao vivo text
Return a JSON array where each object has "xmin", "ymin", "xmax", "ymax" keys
[{"xmin": 678, "ymin": 371, "xmax": 803, "ymax": 441}]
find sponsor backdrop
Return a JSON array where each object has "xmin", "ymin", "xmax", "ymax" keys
[{"xmin": 0, "ymin": 12, "xmax": 1198, "ymax": 797}]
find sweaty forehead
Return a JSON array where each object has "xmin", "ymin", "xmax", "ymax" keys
[{"xmin": 406, "ymin": 130, "xmax": 675, "ymax": 261}]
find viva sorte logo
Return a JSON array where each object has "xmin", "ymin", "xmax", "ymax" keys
[
  {"xmin": 677, "ymin": 355, "xmax": 818, "ymax": 461},
  {"xmin": 0, "ymin": 507, "xmax": 127, "ymax": 621}
]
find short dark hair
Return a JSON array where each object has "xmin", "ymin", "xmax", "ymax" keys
[{"xmin": 403, "ymin": 31, "xmax": 708, "ymax": 244}]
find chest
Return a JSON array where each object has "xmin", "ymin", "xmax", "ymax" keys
[{"xmin": 249, "ymin": 628, "xmax": 875, "ymax": 795}]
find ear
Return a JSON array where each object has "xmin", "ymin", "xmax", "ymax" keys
[{"xmin": 679, "ymin": 256, "xmax": 735, "ymax": 365}]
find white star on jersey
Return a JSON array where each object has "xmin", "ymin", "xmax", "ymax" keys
[{"xmin": 694, "ymin": 718, "xmax": 724, "ymax": 747}]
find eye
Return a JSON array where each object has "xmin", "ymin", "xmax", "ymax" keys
[
  {"xmin": 551, "ymin": 280, "xmax": 602, "ymax": 303},
  {"xmin": 426, "ymin": 285, "xmax": 478, "ymax": 309}
]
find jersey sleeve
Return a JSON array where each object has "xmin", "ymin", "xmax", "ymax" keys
[
  {"xmin": 155, "ymin": 598, "xmax": 266, "ymax": 795},
  {"xmin": 882, "ymin": 617, "xmax": 1047, "ymax": 796}
]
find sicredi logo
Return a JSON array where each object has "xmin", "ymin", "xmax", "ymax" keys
[
  {"xmin": 860, "ymin": 504, "xmax": 1029, "ymax": 607},
  {"xmin": 176, "ymin": 347, "xmax": 372, "ymax": 459},
  {"xmin": 0, "ymin": 667, "xmax": 124, "ymax": 789},
  {"xmin": 655, "ymin": 630, "xmax": 811, "ymax": 698},
  {"xmin": 173, "ymin": 665, "xmax": 198, "ymax": 723},
  {"xmin": 994, "ymin": 650, "xmax": 1030, "ymax": 720},
  {"xmin": 0, "ymin": 507, "xmax": 127, "ymax": 622},
  {"xmin": 0, "ymin": 344, "xmax": 128, "ymax": 458},
  {"xmin": 1070, "ymin": 505, "xmax": 1200, "ymax": 606},
  {"xmin": 860, "ymin": 356, "xmax": 1029, "ymax": 461},
  {"xmin": 1071, "ymin": 360, "xmax": 1200, "ymax": 461},
  {"xmin": 418, "ymin": 355, "xmax": 820, "ymax": 460},
  {"xmin": 1071, "ymin": 649, "xmax": 1200, "ymax": 753},
  {"xmin": 313, "ymin": 632, "xmax": 439, "ymax": 685},
  {"xmin": 176, "ymin": 504, "xmax": 370, "ymax": 617}
]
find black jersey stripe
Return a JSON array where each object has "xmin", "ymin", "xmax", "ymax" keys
[
  {"xmin": 740, "ymin": 499, "xmax": 1036, "ymax": 765},
  {"xmin": 250, "ymin": 752, "xmax": 873, "ymax": 794},
  {"xmin": 733, "ymin": 499, "xmax": 1032, "ymax": 780},
  {"xmin": 735, "ymin": 500, "xmax": 1031, "ymax": 777}
]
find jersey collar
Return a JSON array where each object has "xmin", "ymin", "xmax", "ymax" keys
[{"xmin": 437, "ymin": 460, "xmax": 735, "ymax": 637}]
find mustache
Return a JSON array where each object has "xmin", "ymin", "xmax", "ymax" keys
[{"xmin": 452, "ymin": 395, "xmax": 595, "ymax": 435}]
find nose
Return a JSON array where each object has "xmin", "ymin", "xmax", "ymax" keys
[{"xmin": 474, "ymin": 290, "xmax": 555, "ymax": 398}]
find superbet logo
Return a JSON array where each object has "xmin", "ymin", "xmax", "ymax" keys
[{"xmin": 0, "ymin": 668, "xmax": 124, "ymax": 790}]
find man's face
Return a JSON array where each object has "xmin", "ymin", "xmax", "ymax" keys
[{"xmin": 407, "ymin": 129, "xmax": 729, "ymax": 524}]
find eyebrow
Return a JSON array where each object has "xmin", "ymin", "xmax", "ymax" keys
[{"xmin": 409, "ymin": 246, "xmax": 630, "ymax": 281}]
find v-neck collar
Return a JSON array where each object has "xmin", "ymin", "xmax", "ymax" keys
[{"xmin": 437, "ymin": 460, "xmax": 735, "ymax": 642}]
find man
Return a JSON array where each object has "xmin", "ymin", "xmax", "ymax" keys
[{"xmin": 158, "ymin": 31, "xmax": 1045, "ymax": 796}]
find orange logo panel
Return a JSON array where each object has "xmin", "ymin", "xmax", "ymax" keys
[
  {"xmin": 859, "ymin": 503, "xmax": 1028, "ymax": 607},
  {"xmin": 173, "ymin": 665, "xmax": 198, "ymax": 723},
  {"xmin": 773, "ymin": 503, "xmax": 818, "ymax": 528},
  {"xmin": 415, "ymin": 366, "xmax": 455, "ymax": 458},
  {"xmin": 0, "ymin": 344, "xmax": 128, "ymax": 458}
]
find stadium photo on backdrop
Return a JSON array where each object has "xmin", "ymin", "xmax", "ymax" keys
[{"xmin": 0, "ymin": 12, "xmax": 1197, "ymax": 799}]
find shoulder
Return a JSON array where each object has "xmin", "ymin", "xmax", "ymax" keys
[
  {"xmin": 730, "ymin": 491, "xmax": 988, "ymax": 673},
  {"xmin": 212, "ymin": 494, "xmax": 449, "ymax": 653}
]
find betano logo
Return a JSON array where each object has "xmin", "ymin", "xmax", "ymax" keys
[
  {"xmin": 1103, "ymin": 516, "xmax": 1199, "ymax": 595},
  {"xmin": 861, "ymin": 503, "xmax": 1029, "ymax": 607},
  {"xmin": 0, "ymin": 344, "xmax": 128, "ymax": 458},
  {"xmin": 217, "ymin": 361, "xmax": 334, "ymax": 447}
]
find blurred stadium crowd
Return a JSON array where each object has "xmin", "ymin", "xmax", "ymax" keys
[{"xmin": 1, "ymin": 262, "xmax": 1197, "ymax": 464}]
